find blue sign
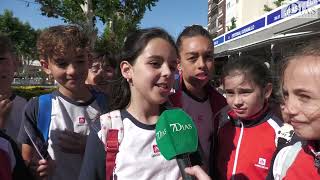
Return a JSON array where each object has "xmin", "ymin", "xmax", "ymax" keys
[
  {"xmin": 213, "ymin": 0, "xmax": 320, "ymax": 47},
  {"xmin": 267, "ymin": 0, "xmax": 320, "ymax": 25},
  {"xmin": 267, "ymin": 9, "xmax": 282, "ymax": 25},
  {"xmin": 213, "ymin": 36, "xmax": 224, "ymax": 46},
  {"xmin": 225, "ymin": 17, "xmax": 265, "ymax": 41}
]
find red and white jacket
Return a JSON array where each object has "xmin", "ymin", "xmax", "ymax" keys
[
  {"xmin": 270, "ymin": 140, "xmax": 320, "ymax": 180},
  {"xmin": 213, "ymin": 105, "xmax": 283, "ymax": 179}
]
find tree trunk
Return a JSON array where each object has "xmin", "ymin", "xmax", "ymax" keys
[{"xmin": 80, "ymin": 0, "xmax": 97, "ymax": 48}]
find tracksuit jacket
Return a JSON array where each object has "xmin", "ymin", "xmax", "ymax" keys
[
  {"xmin": 213, "ymin": 104, "xmax": 283, "ymax": 179},
  {"xmin": 268, "ymin": 140, "xmax": 320, "ymax": 180}
]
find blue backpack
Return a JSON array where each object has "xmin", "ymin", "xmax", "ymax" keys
[{"xmin": 37, "ymin": 91, "xmax": 108, "ymax": 141}]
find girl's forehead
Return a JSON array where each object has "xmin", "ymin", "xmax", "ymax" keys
[
  {"xmin": 286, "ymin": 56, "xmax": 320, "ymax": 77},
  {"xmin": 224, "ymin": 71, "xmax": 249, "ymax": 83},
  {"xmin": 284, "ymin": 56, "xmax": 320, "ymax": 91},
  {"xmin": 138, "ymin": 38, "xmax": 177, "ymax": 60},
  {"xmin": 224, "ymin": 72, "xmax": 256, "ymax": 88},
  {"xmin": 224, "ymin": 72, "xmax": 245, "ymax": 82},
  {"xmin": 180, "ymin": 36, "xmax": 213, "ymax": 52}
]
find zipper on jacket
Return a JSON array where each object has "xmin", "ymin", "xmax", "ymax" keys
[{"xmin": 232, "ymin": 121, "xmax": 244, "ymax": 180}]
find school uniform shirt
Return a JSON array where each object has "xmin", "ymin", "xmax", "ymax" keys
[
  {"xmin": 0, "ymin": 131, "xmax": 32, "ymax": 180},
  {"xmin": 18, "ymin": 90, "xmax": 103, "ymax": 180},
  {"xmin": 79, "ymin": 109, "xmax": 202, "ymax": 180},
  {"xmin": 214, "ymin": 105, "xmax": 283, "ymax": 180},
  {"xmin": 169, "ymin": 81, "xmax": 227, "ymax": 172},
  {"xmin": 4, "ymin": 95, "xmax": 27, "ymax": 143},
  {"xmin": 271, "ymin": 141, "xmax": 320, "ymax": 180},
  {"xmin": 180, "ymin": 91, "xmax": 213, "ymax": 170}
]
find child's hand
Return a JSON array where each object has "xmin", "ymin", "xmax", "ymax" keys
[
  {"xmin": 37, "ymin": 159, "xmax": 55, "ymax": 179},
  {"xmin": 58, "ymin": 130, "xmax": 87, "ymax": 154},
  {"xmin": 0, "ymin": 95, "xmax": 12, "ymax": 128},
  {"xmin": 29, "ymin": 158, "xmax": 55, "ymax": 180},
  {"xmin": 179, "ymin": 165, "xmax": 211, "ymax": 180}
]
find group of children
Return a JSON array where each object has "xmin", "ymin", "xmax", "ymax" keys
[
  {"xmin": 185, "ymin": 38, "xmax": 320, "ymax": 180},
  {"xmin": 0, "ymin": 23, "xmax": 319, "ymax": 180}
]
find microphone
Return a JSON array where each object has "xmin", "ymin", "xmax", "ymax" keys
[{"xmin": 156, "ymin": 109, "xmax": 198, "ymax": 180}]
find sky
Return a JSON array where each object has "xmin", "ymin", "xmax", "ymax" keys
[{"xmin": 0, "ymin": 0, "xmax": 208, "ymax": 39}]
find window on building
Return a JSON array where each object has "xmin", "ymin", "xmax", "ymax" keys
[
  {"xmin": 212, "ymin": 19, "xmax": 217, "ymax": 28},
  {"xmin": 227, "ymin": 2, "xmax": 230, "ymax": 9},
  {"xmin": 218, "ymin": 19, "xmax": 223, "ymax": 28},
  {"xmin": 218, "ymin": 7, "xmax": 223, "ymax": 15}
]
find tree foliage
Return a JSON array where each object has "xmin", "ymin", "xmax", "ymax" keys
[
  {"xmin": 0, "ymin": 10, "xmax": 39, "ymax": 65},
  {"xmin": 36, "ymin": 0, "xmax": 159, "ymax": 52},
  {"xmin": 227, "ymin": 17, "xmax": 237, "ymax": 31},
  {"xmin": 263, "ymin": 5, "xmax": 273, "ymax": 12},
  {"xmin": 264, "ymin": 0, "xmax": 286, "ymax": 12}
]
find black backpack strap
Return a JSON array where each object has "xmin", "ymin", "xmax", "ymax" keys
[
  {"xmin": 91, "ymin": 90, "xmax": 108, "ymax": 114},
  {"xmin": 267, "ymin": 124, "xmax": 299, "ymax": 180}
]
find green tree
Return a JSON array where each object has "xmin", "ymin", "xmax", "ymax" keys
[
  {"xmin": 35, "ymin": 0, "xmax": 158, "ymax": 50},
  {"xmin": 263, "ymin": 5, "xmax": 273, "ymax": 12},
  {"xmin": 0, "ymin": 10, "xmax": 39, "ymax": 66},
  {"xmin": 227, "ymin": 17, "xmax": 237, "ymax": 31},
  {"xmin": 264, "ymin": 0, "xmax": 286, "ymax": 12},
  {"xmin": 95, "ymin": 12, "xmax": 139, "ymax": 54}
]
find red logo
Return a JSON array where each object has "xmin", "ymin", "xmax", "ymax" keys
[
  {"xmin": 153, "ymin": 145, "xmax": 160, "ymax": 153},
  {"xmin": 197, "ymin": 115, "xmax": 204, "ymax": 122},
  {"xmin": 258, "ymin": 158, "xmax": 266, "ymax": 166},
  {"xmin": 79, "ymin": 117, "xmax": 86, "ymax": 124}
]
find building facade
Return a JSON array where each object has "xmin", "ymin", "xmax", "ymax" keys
[
  {"xmin": 208, "ymin": 0, "xmax": 226, "ymax": 36},
  {"xmin": 225, "ymin": 0, "xmax": 276, "ymax": 31},
  {"xmin": 208, "ymin": 0, "xmax": 279, "ymax": 35},
  {"xmin": 211, "ymin": 0, "xmax": 320, "ymax": 88}
]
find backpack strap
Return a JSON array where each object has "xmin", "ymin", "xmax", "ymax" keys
[
  {"xmin": 37, "ymin": 94, "xmax": 52, "ymax": 142},
  {"xmin": 98, "ymin": 110, "xmax": 124, "ymax": 180},
  {"xmin": 91, "ymin": 90, "xmax": 108, "ymax": 114},
  {"xmin": 269, "ymin": 123, "xmax": 300, "ymax": 180},
  {"xmin": 273, "ymin": 141, "xmax": 303, "ymax": 180}
]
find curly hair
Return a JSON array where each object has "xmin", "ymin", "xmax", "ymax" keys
[{"xmin": 37, "ymin": 25, "xmax": 90, "ymax": 61}]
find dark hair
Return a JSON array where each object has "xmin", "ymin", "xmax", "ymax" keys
[
  {"xmin": 221, "ymin": 55, "xmax": 272, "ymax": 89},
  {"xmin": 103, "ymin": 51, "xmax": 117, "ymax": 69},
  {"xmin": 0, "ymin": 34, "xmax": 15, "ymax": 55},
  {"xmin": 89, "ymin": 50, "xmax": 117, "ymax": 69},
  {"xmin": 110, "ymin": 28, "xmax": 177, "ymax": 111},
  {"xmin": 37, "ymin": 25, "xmax": 90, "ymax": 61},
  {"xmin": 176, "ymin": 25, "xmax": 212, "ymax": 51}
]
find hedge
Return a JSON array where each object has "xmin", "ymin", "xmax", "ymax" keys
[{"xmin": 12, "ymin": 86, "xmax": 57, "ymax": 100}]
